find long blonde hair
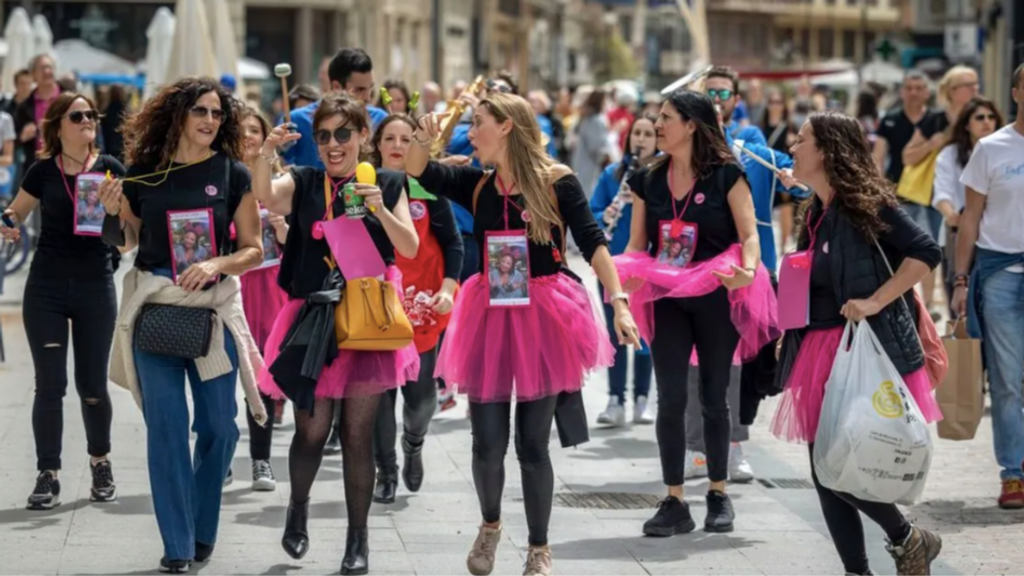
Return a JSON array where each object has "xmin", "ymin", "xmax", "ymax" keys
[{"xmin": 479, "ymin": 93, "xmax": 560, "ymax": 244}]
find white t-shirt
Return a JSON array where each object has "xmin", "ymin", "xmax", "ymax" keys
[
  {"xmin": 960, "ymin": 124, "xmax": 1024, "ymax": 272},
  {"xmin": 0, "ymin": 111, "xmax": 14, "ymax": 143}
]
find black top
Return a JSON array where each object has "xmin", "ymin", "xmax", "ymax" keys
[
  {"xmin": 627, "ymin": 161, "xmax": 745, "ymax": 262},
  {"xmin": 415, "ymin": 161, "xmax": 607, "ymax": 277},
  {"xmin": 21, "ymin": 155, "xmax": 126, "ymax": 279},
  {"xmin": 805, "ymin": 202, "xmax": 943, "ymax": 329},
  {"xmin": 876, "ymin": 108, "xmax": 949, "ymax": 183},
  {"xmin": 124, "ymin": 154, "xmax": 251, "ymax": 272},
  {"xmin": 278, "ymin": 166, "xmax": 405, "ymax": 299}
]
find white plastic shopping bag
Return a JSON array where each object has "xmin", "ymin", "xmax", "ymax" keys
[{"xmin": 812, "ymin": 321, "xmax": 932, "ymax": 505}]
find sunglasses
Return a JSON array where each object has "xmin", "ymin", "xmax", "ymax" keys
[
  {"xmin": 486, "ymin": 80, "xmax": 513, "ymax": 94},
  {"xmin": 314, "ymin": 127, "xmax": 354, "ymax": 146},
  {"xmin": 706, "ymin": 89, "xmax": 733, "ymax": 101},
  {"xmin": 66, "ymin": 110, "xmax": 99, "ymax": 124},
  {"xmin": 973, "ymin": 113, "xmax": 996, "ymax": 122},
  {"xmin": 189, "ymin": 106, "xmax": 225, "ymax": 122}
]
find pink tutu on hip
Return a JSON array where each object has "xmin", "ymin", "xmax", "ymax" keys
[
  {"xmin": 241, "ymin": 266, "xmax": 289, "ymax": 353},
  {"xmin": 435, "ymin": 272, "xmax": 614, "ymax": 404},
  {"xmin": 769, "ymin": 326, "xmax": 943, "ymax": 444},
  {"xmin": 613, "ymin": 244, "xmax": 780, "ymax": 364}
]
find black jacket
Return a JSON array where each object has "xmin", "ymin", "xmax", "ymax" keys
[{"xmin": 14, "ymin": 87, "xmax": 61, "ymax": 170}]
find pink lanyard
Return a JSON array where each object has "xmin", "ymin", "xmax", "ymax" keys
[
  {"xmin": 496, "ymin": 174, "xmax": 523, "ymax": 231},
  {"xmin": 321, "ymin": 172, "xmax": 355, "ymax": 221},
  {"xmin": 667, "ymin": 160, "xmax": 697, "ymax": 222},
  {"xmin": 805, "ymin": 199, "xmax": 831, "ymax": 252},
  {"xmin": 57, "ymin": 154, "xmax": 91, "ymax": 203}
]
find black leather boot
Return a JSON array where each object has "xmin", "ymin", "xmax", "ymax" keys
[
  {"xmin": 281, "ymin": 499, "xmax": 310, "ymax": 559},
  {"xmin": 340, "ymin": 527, "xmax": 369, "ymax": 575},
  {"xmin": 402, "ymin": 434, "xmax": 425, "ymax": 493},
  {"xmin": 373, "ymin": 467, "xmax": 398, "ymax": 504}
]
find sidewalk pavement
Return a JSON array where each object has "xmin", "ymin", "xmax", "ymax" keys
[{"xmin": 0, "ymin": 259, "xmax": 1019, "ymax": 575}]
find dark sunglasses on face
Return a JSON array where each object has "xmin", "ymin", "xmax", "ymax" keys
[
  {"xmin": 973, "ymin": 113, "xmax": 996, "ymax": 122},
  {"xmin": 189, "ymin": 106, "xmax": 225, "ymax": 122},
  {"xmin": 486, "ymin": 80, "xmax": 513, "ymax": 94},
  {"xmin": 314, "ymin": 127, "xmax": 354, "ymax": 146},
  {"xmin": 707, "ymin": 88, "xmax": 733, "ymax": 101},
  {"xmin": 66, "ymin": 110, "xmax": 99, "ymax": 124}
]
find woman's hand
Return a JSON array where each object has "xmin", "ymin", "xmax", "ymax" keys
[
  {"xmin": 778, "ymin": 168, "xmax": 802, "ymax": 191},
  {"xmin": 416, "ymin": 112, "xmax": 451, "ymax": 141},
  {"xmin": 840, "ymin": 297, "xmax": 883, "ymax": 322},
  {"xmin": 603, "ymin": 203, "xmax": 621, "ymax": 226},
  {"xmin": 262, "ymin": 124, "xmax": 301, "ymax": 155},
  {"xmin": 951, "ymin": 285, "xmax": 968, "ymax": 318},
  {"xmin": 612, "ymin": 303, "xmax": 641, "ymax": 347},
  {"xmin": 1, "ymin": 210, "xmax": 20, "ymax": 242},
  {"xmin": 98, "ymin": 178, "xmax": 123, "ymax": 216},
  {"xmin": 267, "ymin": 213, "xmax": 288, "ymax": 232},
  {"xmin": 430, "ymin": 289, "xmax": 455, "ymax": 315},
  {"xmin": 712, "ymin": 264, "xmax": 755, "ymax": 291},
  {"xmin": 944, "ymin": 211, "xmax": 960, "ymax": 228},
  {"xmin": 357, "ymin": 184, "xmax": 385, "ymax": 214},
  {"xmin": 177, "ymin": 259, "xmax": 222, "ymax": 292}
]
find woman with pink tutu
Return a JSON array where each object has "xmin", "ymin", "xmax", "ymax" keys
[
  {"xmin": 407, "ymin": 93, "xmax": 640, "ymax": 576},
  {"xmin": 252, "ymin": 93, "xmax": 421, "ymax": 575},
  {"xmin": 770, "ymin": 111, "xmax": 943, "ymax": 575},
  {"xmin": 612, "ymin": 89, "xmax": 779, "ymax": 537}
]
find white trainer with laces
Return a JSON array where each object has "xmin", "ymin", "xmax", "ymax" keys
[
  {"xmin": 596, "ymin": 396, "xmax": 626, "ymax": 427},
  {"xmin": 683, "ymin": 450, "xmax": 708, "ymax": 480},
  {"xmin": 633, "ymin": 395, "xmax": 654, "ymax": 424},
  {"xmin": 728, "ymin": 442, "xmax": 754, "ymax": 483}
]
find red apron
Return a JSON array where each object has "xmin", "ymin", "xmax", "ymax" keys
[{"xmin": 395, "ymin": 199, "xmax": 457, "ymax": 353}]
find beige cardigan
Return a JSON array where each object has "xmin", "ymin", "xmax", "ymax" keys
[{"xmin": 109, "ymin": 268, "xmax": 268, "ymax": 426}]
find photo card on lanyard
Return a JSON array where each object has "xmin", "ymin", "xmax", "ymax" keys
[
  {"xmin": 485, "ymin": 175, "xmax": 531, "ymax": 308},
  {"xmin": 253, "ymin": 207, "xmax": 282, "ymax": 271},
  {"xmin": 777, "ymin": 201, "xmax": 829, "ymax": 330},
  {"xmin": 657, "ymin": 164, "xmax": 698, "ymax": 269},
  {"xmin": 167, "ymin": 208, "xmax": 217, "ymax": 285},
  {"xmin": 59, "ymin": 155, "xmax": 106, "ymax": 237}
]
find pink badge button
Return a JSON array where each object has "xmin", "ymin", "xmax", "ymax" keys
[
  {"xmin": 823, "ymin": 241, "xmax": 829, "ymax": 254},
  {"xmin": 205, "ymin": 185, "xmax": 218, "ymax": 196},
  {"xmin": 521, "ymin": 209, "xmax": 532, "ymax": 223},
  {"xmin": 312, "ymin": 221, "xmax": 324, "ymax": 240},
  {"xmin": 694, "ymin": 193, "xmax": 705, "ymax": 204}
]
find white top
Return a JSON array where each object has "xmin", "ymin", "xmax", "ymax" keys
[
  {"xmin": 960, "ymin": 124, "xmax": 1024, "ymax": 272},
  {"xmin": 932, "ymin": 144, "xmax": 965, "ymax": 214}
]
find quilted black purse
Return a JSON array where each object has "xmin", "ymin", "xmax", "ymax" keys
[{"xmin": 134, "ymin": 304, "xmax": 215, "ymax": 359}]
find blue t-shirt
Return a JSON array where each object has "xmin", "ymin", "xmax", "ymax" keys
[
  {"xmin": 725, "ymin": 120, "xmax": 767, "ymax": 148},
  {"xmin": 282, "ymin": 102, "xmax": 389, "ymax": 168}
]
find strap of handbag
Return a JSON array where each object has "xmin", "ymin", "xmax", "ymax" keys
[{"xmin": 471, "ymin": 169, "xmax": 568, "ymax": 258}]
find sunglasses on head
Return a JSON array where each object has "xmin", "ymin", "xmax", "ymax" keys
[
  {"xmin": 189, "ymin": 106, "xmax": 225, "ymax": 122},
  {"xmin": 973, "ymin": 113, "xmax": 996, "ymax": 122},
  {"xmin": 314, "ymin": 127, "xmax": 354, "ymax": 146},
  {"xmin": 706, "ymin": 88, "xmax": 733, "ymax": 101},
  {"xmin": 486, "ymin": 80, "xmax": 513, "ymax": 94},
  {"xmin": 66, "ymin": 110, "xmax": 99, "ymax": 124}
]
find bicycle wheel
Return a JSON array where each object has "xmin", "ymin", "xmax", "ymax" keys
[{"xmin": 3, "ymin": 226, "xmax": 30, "ymax": 275}]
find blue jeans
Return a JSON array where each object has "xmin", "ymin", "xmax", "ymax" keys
[
  {"xmin": 599, "ymin": 286, "xmax": 652, "ymax": 403},
  {"xmin": 981, "ymin": 269, "xmax": 1024, "ymax": 480},
  {"xmin": 135, "ymin": 319, "xmax": 240, "ymax": 560}
]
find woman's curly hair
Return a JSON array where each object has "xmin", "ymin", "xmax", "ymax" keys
[
  {"xmin": 797, "ymin": 111, "xmax": 897, "ymax": 242},
  {"xmin": 121, "ymin": 77, "xmax": 245, "ymax": 168}
]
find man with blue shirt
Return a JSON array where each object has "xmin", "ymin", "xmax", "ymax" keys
[
  {"xmin": 282, "ymin": 48, "xmax": 389, "ymax": 168},
  {"xmin": 706, "ymin": 66, "xmax": 767, "ymax": 148}
]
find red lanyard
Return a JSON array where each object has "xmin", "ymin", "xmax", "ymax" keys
[
  {"xmin": 667, "ymin": 160, "xmax": 697, "ymax": 222},
  {"xmin": 57, "ymin": 154, "xmax": 92, "ymax": 203},
  {"xmin": 806, "ymin": 198, "xmax": 832, "ymax": 251},
  {"xmin": 321, "ymin": 172, "xmax": 354, "ymax": 221},
  {"xmin": 496, "ymin": 174, "xmax": 522, "ymax": 231}
]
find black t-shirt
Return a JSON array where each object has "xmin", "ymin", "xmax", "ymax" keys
[
  {"xmin": 21, "ymin": 155, "xmax": 126, "ymax": 279},
  {"xmin": 124, "ymin": 154, "xmax": 251, "ymax": 272},
  {"xmin": 876, "ymin": 108, "xmax": 949, "ymax": 183},
  {"xmin": 627, "ymin": 162, "xmax": 745, "ymax": 263},
  {"xmin": 805, "ymin": 202, "xmax": 942, "ymax": 329},
  {"xmin": 414, "ymin": 161, "xmax": 607, "ymax": 277},
  {"xmin": 277, "ymin": 166, "xmax": 405, "ymax": 299}
]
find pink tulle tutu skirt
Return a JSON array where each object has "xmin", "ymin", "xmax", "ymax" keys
[
  {"xmin": 435, "ymin": 272, "xmax": 614, "ymax": 403},
  {"xmin": 241, "ymin": 266, "xmax": 289, "ymax": 353},
  {"xmin": 258, "ymin": 267, "xmax": 420, "ymax": 400},
  {"xmin": 613, "ymin": 245, "xmax": 780, "ymax": 364},
  {"xmin": 770, "ymin": 326, "xmax": 943, "ymax": 443}
]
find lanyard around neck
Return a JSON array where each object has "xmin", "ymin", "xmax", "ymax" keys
[
  {"xmin": 496, "ymin": 173, "xmax": 522, "ymax": 231},
  {"xmin": 322, "ymin": 173, "xmax": 354, "ymax": 222},
  {"xmin": 668, "ymin": 160, "xmax": 697, "ymax": 222},
  {"xmin": 58, "ymin": 153, "xmax": 94, "ymax": 203}
]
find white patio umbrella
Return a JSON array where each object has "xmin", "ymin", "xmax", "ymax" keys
[
  {"xmin": 164, "ymin": 0, "xmax": 218, "ymax": 83},
  {"xmin": 207, "ymin": 0, "xmax": 241, "ymax": 94},
  {"xmin": 2, "ymin": 8, "xmax": 35, "ymax": 93},
  {"xmin": 32, "ymin": 14, "xmax": 54, "ymax": 61},
  {"xmin": 54, "ymin": 40, "xmax": 137, "ymax": 77},
  {"xmin": 143, "ymin": 7, "xmax": 176, "ymax": 98}
]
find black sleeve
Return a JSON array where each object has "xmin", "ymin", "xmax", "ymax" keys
[
  {"xmin": 718, "ymin": 162, "xmax": 745, "ymax": 194},
  {"xmin": 427, "ymin": 196, "xmax": 464, "ymax": 280},
  {"xmin": 99, "ymin": 156, "xmax": 127, "ymax": 178},
  {"xmin": 377, "ymin": 169, "xmax": 405, "ymax": 210},
  {"xmin": 626, "ymin": 166, "xmax": 648, "ymax": 201},
  {"xmin": 228, "ymin": 160, "xmax": 252, "ymax": 217},
  {"xmin": 415, "ymin": 161, "xmax": 486, "ymax": 211},
  {"xmin": 918, "ymin": 111, "xmax": 949, "ymax": 138},
  {"xmin": 289, "ymin": 166, "xmax": 315, "ymax": 216},
  {"xmin": 556, "ymin": 174, "xmax": 607, "ymax": 263},
  {"xmin": 878, "ymin": 204, "xmax": 942, "ymax": 270},
  {"xmin": 19, "ymin": 159, "xmax": 46, "ymax": 198},
  {"xmin": 875, "ymin": 112, "xmax": 894, "ymax": 142},
  {"xmin": 122, "ymin": 164, "xmax": 149, "ymax": 217}
]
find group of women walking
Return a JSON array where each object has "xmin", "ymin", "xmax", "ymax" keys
[{"xmin": 1, "ymin": 70, "xmax": 948, "ymax": 576}]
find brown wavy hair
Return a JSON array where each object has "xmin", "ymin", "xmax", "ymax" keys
[
  {"xmin": 40, "ymin": 92, "xmax": 100, "ymax": 159},
  {"xmin": 797, "ymin": 111, "xmax": 897, "ymax": 242},
  {"xmin": 650, "ymin": 89, "xmax": 737, "ymax": 179},
  {"xmin": 370, "ymin": 114, "xmax": 418, "ymax": 168},
  {"xmin": 947, "ymin": 96, "xmax": 1003, "ymax": 167},
  {"xmin": 121, "ymin": 76, "xmax": 244, "ymax": 168}
]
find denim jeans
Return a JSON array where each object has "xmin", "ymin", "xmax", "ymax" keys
[
  {"xmin": 135, "ymin": 322, "xmax": 240, "ymax": 560},
  {"xmin": 981, "ymin": 269, "xmax": 1024, "ymax": 480}
]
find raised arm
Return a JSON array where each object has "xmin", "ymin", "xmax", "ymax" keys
[{"xmin": 254, "ymin": 125, "xmax": 302, "ymax": 215}]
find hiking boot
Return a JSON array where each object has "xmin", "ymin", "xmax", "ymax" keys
[
  {"xmin": 466, "ymin": 524, "xmax": 502, "ymax": 576},
  {"xmin": 886, "ymin": 526, "xmax": 942, "ymax": 575},
  {"xmin": 523, "ymin": 544, "xmax": 552, "ymax": 576}
]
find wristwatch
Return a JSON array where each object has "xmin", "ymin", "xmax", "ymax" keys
[{"xmin": 610, "ymin": 292, "xmax": 630, "ymax": 304}]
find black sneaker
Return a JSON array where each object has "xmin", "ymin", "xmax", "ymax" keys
[
  {"xmin": 159, "ymin": 557, "xmax": 191, "ymax": 574},
  {"xmin": 90, "ymin": 460, "xmax": 117, "ymax": 502},
  {"xmin": 194, "ymin": 541, "xmax": 215, "ymax": 563},
  {"xmin": 642, "ymin": 496, "xmax": 696, "ymax": 537},
  {"xmin": 26, "ymin": 471, "xmax": 61, "ymax": 510},
  {"xmin": 704, "ymin": 490, "xmax": 735, "ymax": 533}
]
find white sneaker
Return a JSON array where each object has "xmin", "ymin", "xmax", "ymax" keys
[
  {"xmin": 633, "ymin": 396, "xmax": 654, "ymax": 424},
  {"xmin": 728, "ymin": 443, "xmax": 754, "ymax": 483},
  {"xmin": 683, "ymin": 450, "xmax": 708, "ymax": 480},
  {"xmin": 596, "ymin": 397, "xmax": 626, "ymax": 427}
]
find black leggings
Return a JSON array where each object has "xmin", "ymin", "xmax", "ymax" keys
[
  {"xmin": 809, "ymin": 444, "xmax": 911, "ymax": 574},
  {"xmin": 650, "ymin": 289, "xmax": 739, "ymax": 485},
  {"xmin": 471, "ymin": 396, "xmax": 558, "ymax": 546},
  {"xmin": 373, "ymin": 348, "xmax": 438, "ymax": 472},
  {"xmin": 245, "ymin": 392, "xmax": 276, "ymax": 460},
  {"xmin": 23, "ymin": 274, "xmax": 117, "ymax": 471},
  {"xmin": 287, "ymin": 396, "xmax": 381, "ymax": 529}
]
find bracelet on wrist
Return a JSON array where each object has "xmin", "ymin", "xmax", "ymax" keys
[
  {"xmin": 413, "ymin": 133, "xmax": 433, "ymax": 147},
  {"xmin": 259, "ymin": 150, "xmax": 279, "ymax": 164}
]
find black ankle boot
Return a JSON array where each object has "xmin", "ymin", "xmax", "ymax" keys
[
  {"xmin": 340, "ymin": 527, "xmax": 369, "ymax": 575},
  {"xmin": 402, "ymin": 434, "xmax": 425, "ymax": 493},
  {"xmin": 373, "ymin": 468, "xmax": 398, "ymax": 504},
  {"xmin": 281, "ymin": 499, "xmax": 310, "ymax": 559}
]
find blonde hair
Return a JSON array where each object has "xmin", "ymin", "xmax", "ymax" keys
[
  {"xmin": 938, "ymin": 65, "xmax": 978, "ymax": 107},
  {"xmin": 479, "ymin": 93, "xmax": 561, "ymax": 244}
]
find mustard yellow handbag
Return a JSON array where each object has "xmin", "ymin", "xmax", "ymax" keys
[
  {"xmin": 895, "ymin": 149, "xmax": 939, "ymax": 207},
  {"xmin": 336, "ymin": 276, "xmax": 414, "ymax": 351}
]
